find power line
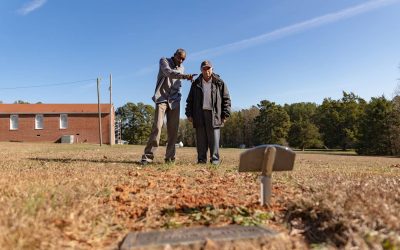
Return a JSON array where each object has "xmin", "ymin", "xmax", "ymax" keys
[{"xmin": 0, "ymin": 78, "xmax": 97, "ymax": 90}]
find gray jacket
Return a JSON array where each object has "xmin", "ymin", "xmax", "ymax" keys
[{"xmin": 152, "ymin": 57, "xmax": 186, "ymax": 110}]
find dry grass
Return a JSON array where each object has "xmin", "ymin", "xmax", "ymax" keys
[{"xmin": 0, "ymin": 142, "xmax": 399, "ymax": 249}]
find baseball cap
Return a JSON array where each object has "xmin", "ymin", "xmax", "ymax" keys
[{"xmin": 201, "ymin": 60, "xmax": 213, "ymax": 69}]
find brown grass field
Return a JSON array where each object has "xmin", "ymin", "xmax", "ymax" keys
[{"xmin": 0, "ymin": 142, "xmax": 399, "ymax": 249}]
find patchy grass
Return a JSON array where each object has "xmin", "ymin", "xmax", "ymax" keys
[{"xmin": 0, "ymin": 142, "xmax": 399, "ymax": 249}]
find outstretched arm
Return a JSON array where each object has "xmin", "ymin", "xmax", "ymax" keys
[{"xmin": 160, "ymin": 58, "xmax": 194, "ymax": 80}]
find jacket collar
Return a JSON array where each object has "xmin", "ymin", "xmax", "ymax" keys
[{"xmin": 195, "ymin": 73, "xmax": 222, "ymax": 88}]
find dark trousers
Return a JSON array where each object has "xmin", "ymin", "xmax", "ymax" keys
[{"xmin": 195, "ymin": 110, "xmax": 220, "ymax": 164}]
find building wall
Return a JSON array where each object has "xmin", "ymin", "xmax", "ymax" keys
[{"xmin": 0, "ymin": 113, "xmax": 113, "ymax": 144}]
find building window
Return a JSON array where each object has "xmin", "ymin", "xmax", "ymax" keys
[
  {"xmin": 60, "ymin": 114, "xmax": 68, "ymax": 129},
  {"xmin": 35, "ymin": 114, "xmax": 44, "ymax": 129},
  {"xmin": 10, "ymin": 115, "xmax": 18, "ymax": 130}
]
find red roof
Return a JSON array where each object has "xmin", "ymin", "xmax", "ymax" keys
[{"xmin": 0, "ymin": 104, "xmax": 113, "ymax": 114}]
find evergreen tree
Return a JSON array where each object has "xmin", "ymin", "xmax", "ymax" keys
[
  {"xmin": 221, "ymin": 111, "xmax": 243, "ymax": 147},
  {"xmin": 339, "ymin": 92, "xmax": 366, "ymax": 150},
  {"xmin": 220, "ymin": 107, "xmax": 259, "ymax": 148},
  {"xmin": 254, "ymin": 100, "xmax": 290, "ymax": 145},
  {"xmin": 356, "ymin": 96, "xmax": 392, "ymax": 155},
  {"xmin": 241, "ymin": 106, "xmax": 259, "ymax": 147},
  {"xmin": 316, "ymin": 98, "xmax": 340, "ymax": 148},
  {"xmin": 316, "ymin": 92, "xmax": 365, "ymax": 150},
  {"xmin": 285, "ymin": 102, "xmax": 322, "ymax": 150},
  {"xmin": 389, "ymin": 86, "xmax": 400, "ymax": 155}
]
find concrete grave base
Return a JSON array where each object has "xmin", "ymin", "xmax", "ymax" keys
[{"xmin": 120, "ymin": 225, "xmax": 293, "ymax": 250}]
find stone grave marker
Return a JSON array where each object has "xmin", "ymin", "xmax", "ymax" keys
[
  {"xmin": 120, "ymin": 225, "xmax": 286, "ymax": 250},
  {"xmin": 239, "ymin": 145, "xmax": 296, "ymax": 205}
]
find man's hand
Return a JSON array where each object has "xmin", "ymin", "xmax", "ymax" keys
[
  {"xmin": 188, "ymin": 117, "xmax": 193, "ymax": 123},
  {"xmin": 185, "ymin": 74, "xmax": 198, "ymax": 81},
  {"xmin": 222, "ymin": 118, "xmax": 227, "ymax": 124}
]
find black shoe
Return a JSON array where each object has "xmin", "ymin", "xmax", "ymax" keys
[
  {"xmin": 164, "ymin": 158, "xmax": 175, "ymax": 164},
  {"xmin": 140, "ymin": 159, "xmax": 150, "ymax": 165},
  {"xmin": 197, "ymin": 160, "xmax": 207, "ymax": 164}
]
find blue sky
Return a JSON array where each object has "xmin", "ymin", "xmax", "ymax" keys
[{"xmin": 1, "ymin": 0, "xmax": 399, "ymax": 115}]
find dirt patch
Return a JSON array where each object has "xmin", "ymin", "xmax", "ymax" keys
[{"xmin": 106, "ymin": 169, "xmax": 287, "ymax": 231}]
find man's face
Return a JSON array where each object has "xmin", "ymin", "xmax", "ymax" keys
[
  {"xmin": 173, "ymin": 52, "xmax": 186, "ymax": 67},
  {"xmin": 201, "ymin": 66, "xmax": 213, "ymax": 79}
]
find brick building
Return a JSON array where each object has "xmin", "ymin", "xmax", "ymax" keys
[{"xmin": 0, "ymin": 104, "xmax": 115, "ymax": 144}]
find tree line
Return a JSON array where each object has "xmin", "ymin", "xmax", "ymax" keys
[
  {"xmin": 0, "ymin": 100, "xmax": 43, "ymax": 104},
  {"xmin": 116, "ymin": 88, "xmax": 400, "ymax": 156}
]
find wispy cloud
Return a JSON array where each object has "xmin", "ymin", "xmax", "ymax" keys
[
  {"xmin": 18, "ymin": 0, "xmax": 47, "ymax": 15},
  {"xmin": 190, "ymin": 0, "xmax": 399, "ymax": 59},
  {"xmin": 133, "ymin": 0, "xmax": 399, "ymax": 76}
]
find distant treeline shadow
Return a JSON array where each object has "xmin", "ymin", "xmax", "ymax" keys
[{"xmin": 28, "ymin": 157, "xmax": 140, "ymax": 165}]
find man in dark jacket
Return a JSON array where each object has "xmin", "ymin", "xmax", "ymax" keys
[
  {"xmin": 185, "ymin": 60, "xmax": 231, "ymax": 164},
  {"xmin": 141, "ymin": 49, "xmax": 196, "ymax": 165}
]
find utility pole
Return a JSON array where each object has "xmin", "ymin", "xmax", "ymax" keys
[
  {"xmin": 97, "ymin": 78, "xmax": 103, "ymax": 146},
  {"xmin": 109, "ymin": 74, "xmax": 113, "ymax": 146}
]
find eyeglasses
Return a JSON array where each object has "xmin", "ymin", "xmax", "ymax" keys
[{"xmin": 175, "ymin": 55, "xmax": 185, "ymax": 62}]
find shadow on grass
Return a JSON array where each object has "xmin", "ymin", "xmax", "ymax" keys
[
  {"xmin": 284, "ymin": 202, "xmax": 349, "ymax": 248},
  {"xmin": 297, "ymin": 151, "xmax": 360, "ymax": 157},
  {"xmin": 294, "ymin": 148, "xmax": 400, "ymax": 158},
  {"xmin": 298, "ymin": 151, "xmax": 400, "ymax": 158},
  {"xmin": 161, "ymin": 204, "xmax": 217, "ymax": 216},
  {"xmin": 28, "ymin": 157, "xmax": 141, "ymax": 165}
]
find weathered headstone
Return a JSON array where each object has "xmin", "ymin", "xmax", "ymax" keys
[
  {"xmin": 120, "ymin": 225, "xmax": 285, "ymax": 250},
  {"xmin": 239, "ymin": 145, "xmax": 296, "ymax": 205}
]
